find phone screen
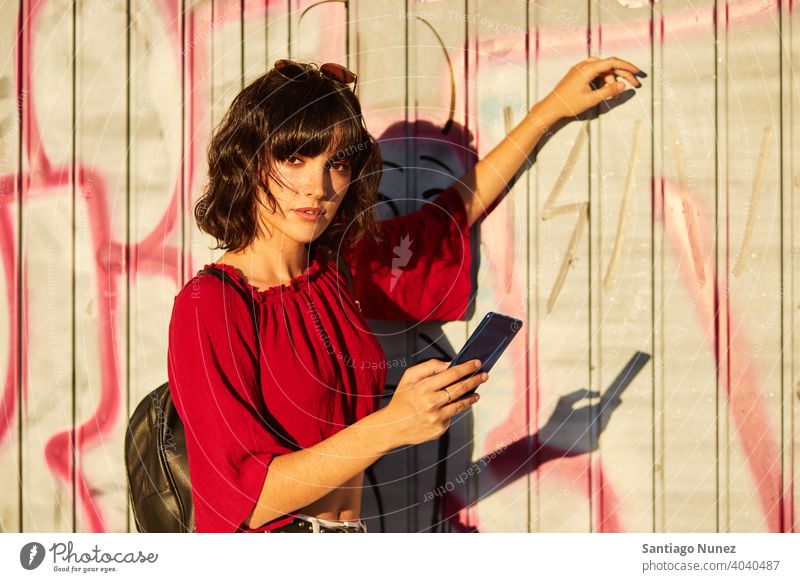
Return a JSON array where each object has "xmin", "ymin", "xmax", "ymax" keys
[{"xmin": 447, "ymin": 312, "xmax": 522, "ymax": 394}]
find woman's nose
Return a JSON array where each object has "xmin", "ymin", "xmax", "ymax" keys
[{"xmin": 301, "ymin": 166, "xmax": 330, "ymax": 197}]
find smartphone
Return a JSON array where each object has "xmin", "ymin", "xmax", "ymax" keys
[{"xmin": 446, "ymin": 312, "xmax": 523, "ymax": 395}]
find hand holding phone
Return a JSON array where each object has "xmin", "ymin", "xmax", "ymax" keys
[{"xmin": 446, "ymin": 311, "xmax": 523, "ymax": 395}]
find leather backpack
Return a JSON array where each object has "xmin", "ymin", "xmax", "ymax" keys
[{"xmin": 125, "ymin": 256, "xmax": 360, "ymax": 533}]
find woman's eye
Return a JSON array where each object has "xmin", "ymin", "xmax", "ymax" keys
[
  {"xmin": 284, "ymin": 155, "xmax": 301, "ymax": 164},
  {"xmin": 329, "ymin": 161, "xmax": 351, "ymax": 172}
]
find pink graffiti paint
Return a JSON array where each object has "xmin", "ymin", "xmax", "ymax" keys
[
  {"xmin": 658, "ymin": 177, "xmax": 790, "ymax": 532},
  {"xmin": 0, "ymin": 0, "xmax": 293, "ymax": 531},
  {"xmin": 466, "ymin": 251, "xmax": 625, "ymax": 532},
  {"xmin": 0, "ymin": 0, "xmax": 795, "ymax": 532}
]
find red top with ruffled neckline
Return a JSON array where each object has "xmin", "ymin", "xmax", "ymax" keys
[{"xmin": 167, "ymin": 185, "xmax": 472, "ymax": 532}]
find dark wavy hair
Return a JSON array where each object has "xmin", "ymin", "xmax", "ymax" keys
[{"xmin": 194, "ymin": 62, "xmax": 383, "ymax": 262}]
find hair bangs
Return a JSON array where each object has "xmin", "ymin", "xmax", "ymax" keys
[
  {"xmin": 196, "ymin": 63, "xmax": 383, "ymax": 257},
  {"xmin": 267, "ymin": 86, "xmax": 367, "ymax": 164}
]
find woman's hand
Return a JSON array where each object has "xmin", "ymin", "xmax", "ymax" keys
[
  {"xmin": 381, "ymin": 358, "xmax": 488, "ymax": 447},
  {"xmin": 539, "ymin": 56, "xmax": 643, "ymax": 121}
]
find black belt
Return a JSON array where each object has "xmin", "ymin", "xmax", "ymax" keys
[{"xmin": 267, "ymin": 516, "xmax": 366, "ymax": 533}]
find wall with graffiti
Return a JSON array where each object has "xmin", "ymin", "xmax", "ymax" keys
[{"xmin": 0, "ymin": 0, "xmax": 798, "ymax": 532}]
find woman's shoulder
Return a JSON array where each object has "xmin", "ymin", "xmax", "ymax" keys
[{"xmin": 172, "ymin": 264, "xmax": 254, "ymax": 313}]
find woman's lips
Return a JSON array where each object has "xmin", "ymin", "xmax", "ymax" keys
[{"xmin": 293, "ymin": 209, "xmax": 324, "ymax": 222}]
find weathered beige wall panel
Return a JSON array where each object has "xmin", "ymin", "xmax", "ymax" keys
[{"xmin": 1, "ymin": 0, "xmax": 796, "ymax": 532}]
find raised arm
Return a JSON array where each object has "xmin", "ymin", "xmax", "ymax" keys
[{"xmin": 452, "ymin": 56, "xmax": 643, "ymax": 228}]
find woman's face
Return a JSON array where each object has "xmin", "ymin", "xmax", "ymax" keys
[{"xmin": 258, "ymin": 149, "xmax": 352, "ymax": 244}]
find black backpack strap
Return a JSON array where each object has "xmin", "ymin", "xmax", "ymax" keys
[
  {"xmin": 334, "ymin": 253, "xmax": 354, "ymax": 291},
  {"xmin": 334, "ymin": 253, "xmax": 362, "ymax": 313},
  {"xmin": 198, "ymin": 266, "xmax": 260, "ymax": 344}
]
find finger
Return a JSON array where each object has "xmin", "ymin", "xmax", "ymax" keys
[
  {"xmin": 404, "ymin": 358, "xmax": 448, "ymax": 383},
  {"xmin": 585, "ymin": 56, "xmax": 641, "ymax": 77},
  {"xmin": 441, "ymin": 391, "xmax": 481, "ymax": 418},
  {"xmin": 603, "ymin": 73, "xmax": 616, "ymax": 88},
  {"xmin": 435, "ymin": 371, "xmax": 487, "ymax": 408},
  {"xmin": 612, "ymin": 67, "xmax": 640, "ymax": 88},
  {"xmin": 604, "ymin": 57, "xmax": 641, "ymax": 74},
  {"xmin": 447, "ymin": 369, "xmax": 489, "ymax": 401},
  {"xmin": 420, "ymin": 358, "xmax": 482, "ymax": 393},
  {"xmin": 588, "ymin": 80, "xmax": 627, "ymax": 107}
]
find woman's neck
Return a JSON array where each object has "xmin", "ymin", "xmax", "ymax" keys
[{"xmin": 220, "ymin": 242, "xmax": 313, "ymax": 285}]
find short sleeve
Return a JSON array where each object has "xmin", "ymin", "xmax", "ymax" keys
[
  {"xmin": 167, "ymin": 275, "xmax": 296, "ymax": 532},
  {"xmin": 343, "ymin": 184, "xmax": 472, "ymax": 321}
]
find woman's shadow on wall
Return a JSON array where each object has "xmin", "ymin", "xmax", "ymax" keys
[{"xmin": 360, "ymin": 106, "xmax": 646, "ymax": 533}]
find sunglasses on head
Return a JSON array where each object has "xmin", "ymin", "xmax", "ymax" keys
[{"xmin": 273, "ymin": 59, "xmax": 358, "ymax": 93}]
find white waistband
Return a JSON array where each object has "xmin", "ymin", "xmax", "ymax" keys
[{"xmin": 293, "ymin": 513, "xmax": 367, "ymax": 532}]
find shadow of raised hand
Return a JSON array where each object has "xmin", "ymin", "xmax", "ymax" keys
[
  {"xmin": 538, "ymin": 350, "xmax": 650, "ymax": 456},
  {"xmin": 536, "ymin": 388, "xmax": 603, "ymax": 456},
  {"xmin": 439, "ymin": 352, "xmax": 652, "ymax": 498},
  {"xmin": 426, "ymin": 352, "xmax": 651, "ymax": 531}
]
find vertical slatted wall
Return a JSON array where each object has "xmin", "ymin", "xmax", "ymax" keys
[{"xmin": 0, "ymin": 0, "xmax": 797, "ymax": 532}]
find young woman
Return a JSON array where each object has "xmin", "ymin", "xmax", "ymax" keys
[{"xmin": 167, "ymin": 56, "xmax": 642, "ymax": 533}]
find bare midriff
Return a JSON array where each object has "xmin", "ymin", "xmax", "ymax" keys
[{"xmin": 295, "ymin": 470, "xmax": 364, "ymax": 521}]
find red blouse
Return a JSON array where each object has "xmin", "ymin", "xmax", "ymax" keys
[{"xmin": 167, "ymin": 184, "xmax": 471, "ymax": 532}]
